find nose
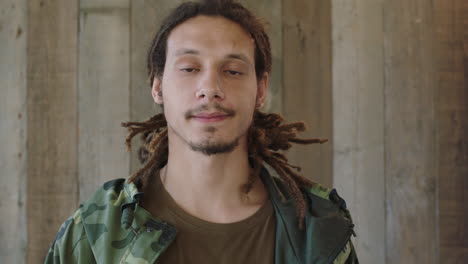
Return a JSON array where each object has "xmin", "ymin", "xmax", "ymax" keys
[{"xmin": 195, "ymin": 69, "xmax": 225, "ymax": 101}]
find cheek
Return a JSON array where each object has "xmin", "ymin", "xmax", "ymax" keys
[
  {"xmin": 161, "ymin": 77, "xmax": 189, "ymax": 106},
  {"xmin": 160, "ymin": 90, "xmax": 185, "ymax": 126},
  {"xmin": 236, "ymin": 85, "xmax": 258, "ymax": 108},
  {"xmin": 235, "ymin": 93, "xmax": 257, "ymax": 120}
]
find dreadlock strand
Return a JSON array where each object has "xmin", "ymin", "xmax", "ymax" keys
[
  {"xmin": 248, "ymin": 110, "xmax": 331, "ymax": 229},
  {"xmin": 128, "ymin": 130, "xmax": 168, "ymax": 184},
  {"xmin": 141, "ymin": 136, "xmax": 169, "ymax": 187},
  {"xmin": 148, "ymin": 129, "xmax": 168, "ymax": 152},
  {"xmin": 282, "ymin": 162, "xmax": 302, "ymax": 172},
  {"xmin": 243, "ymin": 127, "xmax": 265, "ymax": 193},
  {"xmin": 279, "ymin": 122, "xmax": 306, "ymax": 132},
  {"xmin": 264, "ymin": 155, "xmax": 306, "ymax": 229},
  {"xmin": 128, "ymin": 150, "xmax": 159, "ymax": 183},
  {"xmin": 121, "ymin": 113, "xmax": 167, "ymax": 151},
  {"xmin": 154, "ymin": 136, "xmax": 169, "ymax": 170},
  {"xmin": 271, "ymin": 152, "xmax": 288, "ymax": 162},
  {"xmin": 263, "ymin": 156, "xmax": 297, "ymax": 204},
  {"xmin": 279, "ymin": 163, "xmax": 316, "ymax": 189},
  {"xmin": 122, "ymin": 113, "xmax": 166, "ymax": 128},
  {"xmin": 122, "ymin": 127, "xmax": 152, "ymax": 152}
]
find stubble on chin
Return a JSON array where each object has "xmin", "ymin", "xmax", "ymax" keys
[
  {"xmin": 168, "ymin": 122, "xmax": 240, "ymax": 156},
  {"xmin": 189, "ymin": 136, "xmax": 240, "ymax": 156},
  {"xmin": 204, "ymin": 126, "xmax": 217, "ymax": 133}
]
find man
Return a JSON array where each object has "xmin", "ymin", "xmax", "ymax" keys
[{"xmin": 45, "ymin": 0, "xmax": 358, "ymax": 263}]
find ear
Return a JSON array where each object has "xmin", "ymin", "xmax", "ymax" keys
[
  {"xmin": 256, "ymin": 72, "xmax": 269, "ymax": 109},
  {"xmin": 151, "ymin": 78, "xmax": 163, "ymax": 104}
]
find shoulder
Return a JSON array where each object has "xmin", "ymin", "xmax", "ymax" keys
[
  {"xmin": 45, "ymin": 178, "xmax": 137, "ymax": 263},
  {"xmin": 86, "ymin": 178, "xmax": 129, "ymax": 206},
  {"xmin": 80, "ymin": 178, "xmax": 140, "ymax": 222},
  {"xmin": 305, "ymin": 182, "xmax": 334, "ymax": 200},
  {"xmin": 303, "ymin": 181, "xmax": 344, "ymax": 207},
  {"xmin": 302, "ymin": 182, "xmax": 353, "ymax": 221},
  {"xmin": 304, "ymin": 184, "xmax": 359, "ymax": 264},
  {"xmin": 45, "ymin": 208, "xmax": 92, "ymax": 263},
  {"xmin": 78, "ymin": 178, "xmax": 131, "ymax": 230},
  {"xmin": 79, "ymin": 178, "xmax": 140, "ymax": 243}
]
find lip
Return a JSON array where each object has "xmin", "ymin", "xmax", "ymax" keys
[{"xmin": 191, "ymin": 112, "xmax": 231, "ymax": 123}]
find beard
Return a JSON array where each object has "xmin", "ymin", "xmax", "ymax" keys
[
  {"xmin": 180, "ymin": 103, "xmax": 246, "ymax": 156},
  {"xmin": 188, "ymin": 136, "xmax": 240, "ymax": 156}
]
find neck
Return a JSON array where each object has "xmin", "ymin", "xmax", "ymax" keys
[{"xmin": 158, "ymin": 130, "xmax": 267, "ymax": 223}]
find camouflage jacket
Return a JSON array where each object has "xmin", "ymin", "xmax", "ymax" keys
[{"xmin": 45, "ymin": 167, "xmax": 358, "ymax": 264}]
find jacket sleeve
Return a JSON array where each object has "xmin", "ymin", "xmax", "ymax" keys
[
  {"xmin": 333, "ymin": 240, "xmax": 359, "ymax": 264},
  {"xmin": 44, "ymin": 210, "xmax": 96, "ymax": 264}
]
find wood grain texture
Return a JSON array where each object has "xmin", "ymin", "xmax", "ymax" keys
[
  {"xmin": 129, "ymin": 0, "xmax": 184, "ymax": 173},
  {"xmin": 78, "ymin": 0, "xmax": 130, "ymax": 202},
  {"xmin": 0, "ymin": 0, "xmax": 27, "ymax": 263},
  {"xmin": 282, "ymin": 0, "xmax": 332, "ymax": 187},
  {"xmin": 435, "ymin": 0, "xmax": 468, "ymax": 263},
  {"xmin": 383, "ymin": 0, "xmax": 438, "ymax": 263},
  {"xmin": 331, "ymin": 0, "xmax": 385, "ymax": 263},
  {"xmin": 26, "ymin": 0, "xmax": 79, "ymax": 262},
  {"xmin": 241, "ymin": 0, "xmax": 282, "ymax": 113}
]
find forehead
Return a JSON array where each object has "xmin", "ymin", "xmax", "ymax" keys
[{"xmin": 166, "ymin": 15, "xmax": 255, "ymax": 60}]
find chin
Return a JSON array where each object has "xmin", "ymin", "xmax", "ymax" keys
[{"xmin": 188, "ymin": 137, "xmax": 240, "ymax": 156}]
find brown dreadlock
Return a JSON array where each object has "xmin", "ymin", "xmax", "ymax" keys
[{"xmin": 122, "ymin": 0, "xmax": 328, "ymax": 228}]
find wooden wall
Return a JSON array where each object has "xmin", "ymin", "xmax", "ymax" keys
[
  {"xmin": 1, "ymin": 0, "xmax": 27, "ymax": 262},
  {"xmin": 435, "ymin": 0, "xmax": 468, "ymax": 262},
  {"xmin": 282, "ymin": 0, "xmax": 332, "ymax": 187},
  {"xmin": 26, "ymin": 0, "xmax": 79, "ymax": 262},
  {"xmin": 332, "ymin": 0, "xmax": 467, "ymax": 263},
  {"xmin": 1, "ymin": 0, "xmax": 466, "ymax": 263},
  {"xmin": 78, "ymin": 0, "xmax": 130, "ymax": 201},
  {"xmin": 383, "ymin": 1, "xmax": 438, "ymax": 262},
  {"xmin": 331, "ymin": 1, "xmax": 386, "ymax": 263}
]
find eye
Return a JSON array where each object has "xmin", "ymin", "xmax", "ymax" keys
[
  {"xmin": 180, "ymin": 68, "xmax": 199, "ymax": 73},
  {"xmin": 225, "ymin": 70, "xmax": 242, "ymax": 76}
]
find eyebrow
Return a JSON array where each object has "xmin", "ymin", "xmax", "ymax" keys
[
  {"xmin": 174, "ymin": 48, "xmax": 252, "ymax": 65},
  {"xmin": 225, "ymin": 53, "xmax": 251, "ymax": 65},
  {"xmin": 175, "ymin": 48, "xmax": 199, "ymax": 56}
]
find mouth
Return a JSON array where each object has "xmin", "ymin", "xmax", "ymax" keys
[{"xmin": 191, "ymin": 112, "xmax": 232, "ymax": 123}]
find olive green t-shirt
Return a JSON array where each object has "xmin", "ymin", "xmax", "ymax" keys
[{"xmin": 143, "ymin": 175, "xmax": 276, "ymax": 264}]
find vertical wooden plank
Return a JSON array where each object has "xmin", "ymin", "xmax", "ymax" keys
[
  {"xmin": 129, "ymin": 0, "xmax": 184, "ymax": 173},
  {"xmin": 241, "ymin": 0, "xmax": 282, "ymax": 113},
  {"xmin": 383, "ymin": 0, "xmax": 438, "ymax": 263},
  {"xmin": 79, "ymin": 0, "xmax": 130, "ymax": 201},
  {"xmin": 282, "ymin": 0, "xmax": 333, "ymax": 186},
  {"xmin": 331, "ymin": 0, "xmax": 385, "ymax": 263},
  {"xmin": 27, "ymin": 0, "xmax": 79, "ymax": 262},
  {"xmin": 435, "ymin": 0, "xmax": 468, "ymax": 262},
  {"xmin": 0, "ymin": 0, "xmax": 27, "ymax": 263}
]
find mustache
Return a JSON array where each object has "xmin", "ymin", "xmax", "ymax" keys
[{"xmin": 184, "ymin": 104, "xmax": 236, "ymax": 119}]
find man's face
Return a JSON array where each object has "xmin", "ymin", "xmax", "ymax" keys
[{"xmin": 152, "ymin": 15, "xmax": 267, "ymax": 155}]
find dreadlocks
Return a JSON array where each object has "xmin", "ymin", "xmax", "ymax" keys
[
  {"xmin": 122, "ymin": 111, "xmax": 327, "ymax": 228},
  {"xmin": 122, "ymin": 0, "xmax": 328, "ymax": 228}
]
